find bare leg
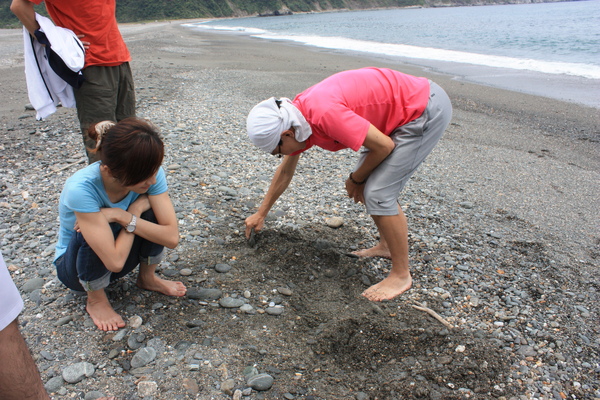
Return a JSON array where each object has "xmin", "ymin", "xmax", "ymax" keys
[
  {"xmin": 361, "ymin": 206, "xmax": 412, "ymax": 301},
  {"xmin": 0, "ymin": 319, "xmax": 51, "ymax": 400},
  {"xmin": 86, "ymin": 289, "xmax": 126, "ymax": 331},
  {"xmin": 136, "ymin": 262, "xmax": 187, "ymax": 297},
  {"xmin": 352, "ymin": 234, "xmax": 391, "ymax": 259}
]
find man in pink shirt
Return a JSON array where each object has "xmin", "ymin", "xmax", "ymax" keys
[{"xmin": 245, "ymin": 67, "xmax": 452, "ymax": 301}]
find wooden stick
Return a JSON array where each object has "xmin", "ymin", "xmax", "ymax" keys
[
  {"xmin": 45, "ymin": 157, "xmax": 86, "ymax": 177},
  {"xmin": 411, "ymin": 302, "xmax": 454, "ymax": 329}
]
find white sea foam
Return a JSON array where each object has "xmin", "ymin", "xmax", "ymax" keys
[
  {"xmin": 253, "ymin": 34, "xmax": 600, "ymax": 80},
  {"xmin": 182, "ymin": 23, "xmax": 267, "ymax": 36}
]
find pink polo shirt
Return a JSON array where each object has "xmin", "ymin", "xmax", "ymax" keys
[{"xmin": 292, "ymin": 67, "xmax": 430, "ymax": 153}]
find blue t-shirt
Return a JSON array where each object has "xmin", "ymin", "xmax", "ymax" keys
[{"xmin": 54, "ymin": 162, "xmax": 168, "ymax": 262}]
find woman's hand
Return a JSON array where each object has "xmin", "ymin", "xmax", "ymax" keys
[
  {"xmin": 128, "ymin": 194, "xmax": 151, "ymax": 216},
  {"xmin": 98, "ymin": 207, "xmax": 127, "ymax": 225}
]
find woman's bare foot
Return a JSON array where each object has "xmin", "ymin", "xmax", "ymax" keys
[
  {"xmin": 352, "ymin": 243, "xmax": 392, "ymax": 259},
  {"xmin": 86, "ymin": 290, "xmax": 126, "ymax": 331},
  {"xmin": 137, "ymin": 274, "xmax": 187, "ymax": 297},
  {"xmin": 361, "ymin": 273, "xmax": 412, "ymax": 301}
]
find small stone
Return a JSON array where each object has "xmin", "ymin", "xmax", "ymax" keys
[
  {"xmin": 247, "ymin": 373, "xmax": 274, "ymax": 391},
  {"xmin": 220, "ymin": 297, "xmax": 245, "ymax": 308},
  {"xmin": 128, "ymin": 315, "xmax": 143, "ymax": 329},
  {"xmin": 137, "ymin": 381, "xmax": 158, "ymax": 397},
  {"xmin": 85, "ymin": 391, "xmax": 108, "ymax": 400},
  {"xmin": 277, "ymin": 287, "xmax": 292, "ymax": 296},
  {"xmin": 266, "ymin": 306, "xmax": 284, "ymax": 316},
  {"xmin": 21, "ymin": 277, "xmax": 45, "ymax": 293},
  {"xmin": 112, "ymin": 329, "xmax": 128, "ymax": 341},
  {"xmin": 180, "ymin": 268, "xmax": 193, "ymax": 276},
  {"xmin": 221, "ymin": 379, "xmax": 235, "ymax": 395},
  {"xmin": 459, "ymin": 201, "xmax": 474, "ymax": 209},
  {"xmin": 54, "ymin": 315, "xmax": 73, "ymax": 327},
  {"xmin": 325, "ymin": 216, "xmax": 344, "ymax": 228},
  {"xmin": 240, "ymin": 304, "xmax": 255, "ymax": 313},
  {"xmin": 215, "ymin": 263, "xmax": 232, "ymax": 273},
  {"xmin": 182, "ymin": 377, "xmax": 199, "ymax": 395},
  {"xmin": 62, "ymin": 362, "xmax": 95, "ymax": 383},
  {"xmin": 187, "ymin": 288, "xmax": 222, "ymax": 300},
  {"xmin": 44, "ymin": 376, "xmax": 64, "ymax": 393},
  {"xmin": 131, "ymin": 347, "xmax": 157, "ymax": 368}
]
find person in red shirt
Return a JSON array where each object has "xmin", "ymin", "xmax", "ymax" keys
[
  {"xmin": 11, "ymin": 0, "xmax": 135, "ymax": 163},
  {"xmin": 245, "ymin": 67, "xmax": 452, "ymax": 301}
]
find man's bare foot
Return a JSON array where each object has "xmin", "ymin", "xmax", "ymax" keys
[
  {"xmin": 137, "ymin": 274, "xmax": 187, "ymax": 297},
  {"xmin": 352, "ymin": 243, "xmax": 392, "ymax": 259},
  {"xmin": 361, "ymin": 273, "xmax": 412, "ymax": 301},
  {"xmin": 86, "ymin": 290, "xmax": 126, "ymax": 331}
]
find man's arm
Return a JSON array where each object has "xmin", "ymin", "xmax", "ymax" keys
[
  {"xmin": 245, "ymin": 153, "xmax": 300, "ymax": 238},
  {"xmin": 345, "ymin": 124, "xmax": 395, "ymax": 204},
  {"xmin": 10, "ymin": 0, "xmax": 39, "ymax": 35}
]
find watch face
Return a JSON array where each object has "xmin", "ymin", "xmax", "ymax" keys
[{"xmin": 126, "ymin": 225, "xmax": 135, "ymax": 233}]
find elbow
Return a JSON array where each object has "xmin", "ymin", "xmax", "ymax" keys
[
  {"xmin": 385, "ymin": 138, "xmax": 395, "ymax": 155},
  {"xmin": 9, "ymin": 2, "xmax": 19, "ymax": 15},
  {"xmin": 105, "ymin": 261, "xmax": 124, "ymax": 274},
  {"xmin": 165, "ymin": 233, "xmax": 180, "ymax": 249},
  {"xmin": 10, "ymin": 0, "xmax": 27, "ymax": 17}
]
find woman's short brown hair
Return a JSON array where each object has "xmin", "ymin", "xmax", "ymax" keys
[{"xmin": 88, "ymin": 117, "xmax": 164, "ymax": 186}]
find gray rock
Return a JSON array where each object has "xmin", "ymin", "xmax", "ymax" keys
[
  {"xmin": 187, "ymin": 288, "xmax": 222, "ymax": 300},
  {"xmin": 62, "ymin": 362, "xmax": 95, "ymax": 383},
  {"xmin": 265, "ymin": 306, "xmax": 284, "ymax": 316},
  {"xmin": 21, "ymin": 277, "xmax": 44, "ymax": 293},
  {"xmin": 219, "ymin": 297, "xmax": 245, "ymax": 308},
  {"xmin": 325, "ymin": 216, "xmax": 344, "ymax": 228},
  {"xmin": 215, "ymin": 263, "xmax": 232, "ymax": 273},
  {"xmin": 44, "ymin": 376, "xmax": 64, "ymax": 393},
  {"xmin": 131, "ymin": 347, "xmax": 157, "ymax": 368},
  {"xmin": 221, "ymin": 379, "xmax": 235, "ymax": 395},
  {"xmin": 137, "ymin": 380, "xmax": 158, "ymax": 397},
  {"xmin": 247, "ymin": 373, "xmax": 274, "ymax": 391},
  {"xmin": 277, "ymin": 287, "xmax": 293, "ymax": 296},
  {"xmin": 85, "ymin": 391, "xmax": 109, "ymax": 400}
]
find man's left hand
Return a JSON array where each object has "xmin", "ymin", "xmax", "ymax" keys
[{"xmin": 345, "ymin": 179, "xmax": 365, "ymax": 204}]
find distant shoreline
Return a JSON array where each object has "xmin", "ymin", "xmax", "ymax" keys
[{"xmin": 182, "ymin": 15, "xmax": 600, "ymax": 110}]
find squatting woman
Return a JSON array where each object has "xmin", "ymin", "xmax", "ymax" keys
[{"xmin": 54, "ymin": 117, "xmax": 186, "ymax": 331}]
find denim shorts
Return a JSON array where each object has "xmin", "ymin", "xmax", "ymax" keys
[
  {"xmin": 55, "ymin": 209, "xmax": 164, "ymax": 292},
  {"xmin": 354, "ymin": 81, "xmax": 453, "ymax": 215}
]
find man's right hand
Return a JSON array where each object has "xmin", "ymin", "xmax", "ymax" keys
[{"xmin": 245, "ymin": 213, "xmax": 265, "ymax": 239}]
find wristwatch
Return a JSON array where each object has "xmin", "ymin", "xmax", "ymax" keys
[{"xmin": 125, "ymin": 214, "xmax": 137, "ymax": 233}]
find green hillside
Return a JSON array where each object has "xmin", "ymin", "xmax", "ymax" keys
[{"xmin": 0, "ymin": 0, "xmax": 570, "ymax": 28}]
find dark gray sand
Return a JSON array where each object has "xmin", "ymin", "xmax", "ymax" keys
[{"xmin": 0, "ymin": 21, "xmax": 598, "ymax": 399}]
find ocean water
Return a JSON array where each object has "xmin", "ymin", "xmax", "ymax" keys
[{"xmin": 185, "ymin": 1, "xmax": 600, "ymax": 107}]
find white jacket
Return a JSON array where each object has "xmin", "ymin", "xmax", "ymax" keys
[{"xmin": 23, "ymin": 13, "xmax": 85, "ymax": 120}]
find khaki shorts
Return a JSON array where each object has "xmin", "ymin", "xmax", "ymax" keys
[
  {"xmin": 74, "ymin": 62, "xmax": 136, "ymax": 162},
  {"xmin": 355, "ymin": 81, "xmax": 452, "ymax": 215}
]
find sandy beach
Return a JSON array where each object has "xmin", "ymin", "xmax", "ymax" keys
[{"xmin": 0, "ymin": 20, "xmax": 599, "ymax": 399}]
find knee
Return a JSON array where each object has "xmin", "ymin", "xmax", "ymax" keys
[{"xmin": 140, "ymin": 209, "xmax": 157, "ymax": 223}]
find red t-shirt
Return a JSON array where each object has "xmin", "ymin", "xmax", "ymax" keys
[
  {"xmin": 30, "ymin": 0, "xmax": 130, "ymax": 67},
  {"xmin": 292, "ymin": 67, "xmax": 430, "ymax": 153}
]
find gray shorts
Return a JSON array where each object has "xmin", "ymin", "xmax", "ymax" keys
[{"xmin": 355, "ymin": 81, "xmax": 452, "ymax": 215}]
